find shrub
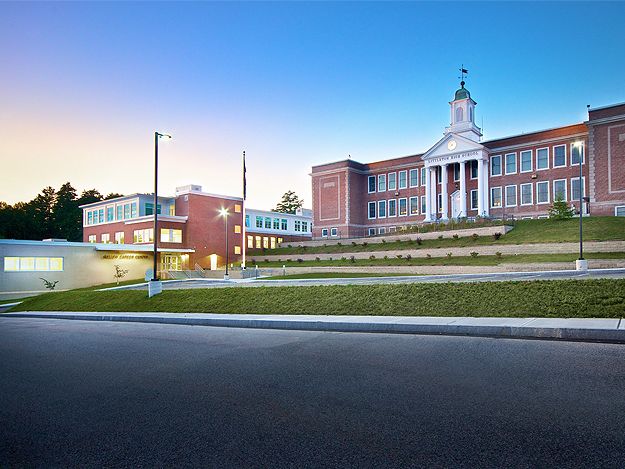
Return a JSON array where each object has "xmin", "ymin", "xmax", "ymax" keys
[
  {"xmin": 384, "ymin": 255, "xmax": 389, "ymax": 260},
  {"xmin": 362, "ymin": 242, "xmax": 368, "ymax": 247},
  {"xmin": 397, "ymin": 254, "xmax": 403, "ymax": 259},
  {"xmin": 495, "ymin": 252, "xmax": 502, "ymax": 258},
  {"xmin": 323, "ymin": 244, "xmax": 327, "ymax": 248},
  {"xmin": 302, "ymin": 245, "xmax": 307, "ymax": 250},
  {"xmin": 315, "ymin": 257, "xmax": 321, "ymax": 262},
  {"xmin": 426, "ymin": 253, "xmax": 432, "ymax": 259},
  {"xmin": 438, "ymin": 235, "xmax": 444, "ymax": 240},
  {"xmin": 328, "ymin": 257, "xmax": 333, "ymax": 261},
  {"xmin": 287, "ymin": 259, "xmax": 292, "ymax": 262},
  {"xmin": 492, "ymin": 232, "xmax": 502, "ymax": 241},
  {"xmin": 453, "ymin": 234, "xmax": 459, "ymax": 239},
  {"xmin": 405, "ymin": 254, "xmax": 412, "ymax": 261},
  {"xmin": 472, "ymin": 233, "xmax": 479, "ymax": 240},
  {"xmin": 396, "ymin": 239, "xmax": 401, "ymax": 243},
  {"xmin": 352, "ymin": 241, "xmax": 357, "ymax": 246},
  {"xmin": 381, "ymin": 239, "xmax": 386, "ymax": 244},
  {"xmin": 337, "ymin": 242, "xmax": 342, "ymax": 246},
  {"xmin": 341, "ymin": 257, "xmax": 347, "ymax": 261},
  {"xmin": 446, "ymin": 252, "xmax": 452, "ymax": 258},
  {"xmin": 416, "ymin": 237, "xmax": 423, "ymax": 245},
  {"xmin": 369, "ymin": 255, "xmax": 376, "ymax": 260},
  {"xmin": 349, "ymin": 256, "xmax": 356, "ymax": 263},
  {"xmin": 297, "ymin": 258, "xmax": 304, "ymax": 263},
  {"xmin": 470, "ymin": 251, "xmax": 479, "ymax": 258},
  {"xmin": 288, "ymin": 244, "xmax": 292, "ymax": 248},
  {"xmin": 264, "ymin": 259, "xmax": 270, "ymax": 263}
]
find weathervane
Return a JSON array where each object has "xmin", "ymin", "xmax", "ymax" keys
[{"xmin": 458, "ymin": 65, "xmax": 468, "ymax": 86}]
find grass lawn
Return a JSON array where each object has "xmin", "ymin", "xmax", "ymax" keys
[
  {"xmin": 252, "ymin": 251, "xmax": 625, "ymax": 268},
  {"xmin": 260, "ymin": 272, "xmax": 420, "ymax": 280},
  {"xmin": 249, "ymin": 217, "xmax": 625, "ymax": 257},
  {"xmin": 8, "ymin": 279, "xmax": 625, "ymax": 318}
]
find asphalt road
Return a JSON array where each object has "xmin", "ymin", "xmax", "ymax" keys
[{"xmin": 2, "ymin": 319, "xmax": 625, "ymax": 468}]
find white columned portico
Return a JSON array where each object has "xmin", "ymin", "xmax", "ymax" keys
[
  {"xmin": 424, "ymin": 166, "xmax": 432, "ymax": 222},
  {"xmin": 440, "ymin": 164, "xmax": 449, "ymax": 220},
  {"xmin": 482, "ymin": 159, "xmax": 490, "ymax": 217},
  {"xmin": 430, "ymin": 166, "xmax": 437, "ymax": 219},
  {"xmin": 477, "ymin": 157, "xmax": 485, "ymax": 216},
  {"xmin": 459, "ymin": 161, "xmax": 467, "ymax": 218}
]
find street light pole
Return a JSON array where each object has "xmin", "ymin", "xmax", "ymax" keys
[
  {"xmin": 578, "ymin": 141, "xmax": 584, "ymax": 261},
  {"xmin": 220, "ymin": 208, "xmax": 230, "ymax": 280},
  {"xmin": 152, "ymin": 132, "xmax": 171, "ymax": 282}
]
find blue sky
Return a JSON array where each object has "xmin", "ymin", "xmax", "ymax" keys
[{"xmin": 1, "ymin": 1, "xmax": 624, "ymax": 209}]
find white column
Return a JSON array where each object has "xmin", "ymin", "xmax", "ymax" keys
[
  {"xmin": 477, "ymin": 158, "xmax": 484, "ymax": 217},
  {"xmin": 441, "ymin": 164, "xmax": 449, "ymax": 220},
  {"xmin": 482, "ymin": 159, "xmax": 490, "ymax": 217},
  {"xmin": 459, "ymin": 161, "xmax": 467, "ymax": 219},
  {"xmin": 430, "ymin": 166, "xmax": 438, "ymax": 220},
  {"xmin": 423, "ymin": 166, "xmax": 431, "ymax": 222}
]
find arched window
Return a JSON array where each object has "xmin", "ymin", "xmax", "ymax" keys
[
  {"xmin": 455, "ymin": 106, "xmax": 464, "ymax": 122},
  {"xmin": 469, "ymin": 106, "xmax": 473, "ymax": 122}
]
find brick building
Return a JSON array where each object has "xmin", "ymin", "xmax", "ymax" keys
[{"xmin": 311, "ymin": 81, "xmax": 625, "ymax": 239}]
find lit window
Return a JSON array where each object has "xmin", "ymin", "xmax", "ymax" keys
[
  {"xmin": 101, "ymin": 233, "xmax": 110, "ymax": 243},
  {"xmin": 134, "ymin": 229, "xmax": 154, "ymax": 243},
  {"xmin": 115, "ymin": 232, "xmax": 124, "ymax": 244},
  {"xmin": 234, "ymin": 246, "xmax": 241, "ymax": 255},
  {"xmin": 399, "ymin": 198, "xmax": 407, "ymax": 216},
  {"xmin": 4, "ymin": 257, "xmax": 63, "ymax": 272},
  {"xmin": 255, "ymin": 236, "xmax": 261, "ymax": 249},
  {"xmin": 491, "ymin": 155, "xmax": 502, "ymax": 176},
  {"xmin": 270, "ymin": 237, "xmax": 276, "ymax": 249},
  {"xmin": 4, "ymin": 257, "xmax": 20, "ymax": 271},
  {"xmin": 491, "ymin": 187, "xmax": 502, "ymax": 208},
  {"xmin": 263, "ymin": 237, "xmax": 269, "ymax": 249},
  {"xmin": 520, "ymin": 151, "xmax": 532, "ymax": 172},
  {"xmin": 234, "ymin": 204, "xmax": 242, "ymax": 213},
  {"xmin": 169, "ymin": 205, "xmax": 175, "ymax": 216},
  {"xmin": 247, "ymin": 235, "xmax": 253, "ymax": 248},
  {"xmin": 160, "ymin": 229, "xmax": 182, "ymax": 243},
  {"xmin": 234, "ymin": 225, "xmax": 241, "ymax": 234},
  {"xmin": 277, "ymin": 237, "xmax": 283, "ymax": 244},
  {"xmin": 88, "ymin": 235, "xmax": 96, "ymax": 243},
  {"xmin": 536, "ymin": 181, "xmax": 549, "ymax": 204}
]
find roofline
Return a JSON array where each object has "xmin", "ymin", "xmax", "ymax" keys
[
  {"xmin": 79, "ymin": 193, "xmax": 175, "ymax": 209},
  {"xmin": 246, "ymin": 208, "xmax": 312, "ymax": 218},
  {"xmin": 588, "ymin": 101, "xmax": 625, "ymax": 112},
  {"xmin": 482, "ymin": 122, "xmax": 587, "ymax": 145}
]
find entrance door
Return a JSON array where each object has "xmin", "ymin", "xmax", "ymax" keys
[
  {"xmin": 450, "ymin": 191, "xmax": 461, "ymax": 218},
  {"xmin": 161, "ymin": 254, "xmax": 182, "ymax": 272}
]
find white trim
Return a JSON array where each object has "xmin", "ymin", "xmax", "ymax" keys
[
  {"xmin": 570, "ymin": 141, "xmax": 585, "ymax": 166},
  {"xmin": 420, "ymin": 195, "xmax": 426, "ymax": 214},
  {"xmin": 420, "ymin": 167, "xmax": 426, "ymax": 187},
  {"xmin": 387, "ymin": 172, "xmax": 397, "ymax": 191},
  {"xmin": 535, "ymin": 147, "xmax": 550, "ymax": 171},
  {"xmin": 484, "ymin": 130, "xmax": 588, "ymax": 152},
  {"xmin": 571, "ymin": 176, "xmax": 586, "ymax": 201},
  {"xmin": 409, "ymin": 168, "xmax": 419, "ymax": 188},
  {"xmin": 409, "ymin": 196, "xmax": 419, "ymax": 216},
  {"xmin": 367, "ymin": 175, "xmax": 376, "ymax": 194},
  {"xmin": 490, "ymin": 154, "xmax": 502, "ymax": 177},
  {"xmin": 552, "ymin": 144, "xmax": 567, "ymax": 168},
  {"xmin": 377, "ymin": 200, "xmax": 387, "ymax": 218},
  {"xmin": 387, "ymin": 199, "xmax": 397, "ymax": 217},
  {"xmin": 377, "ymin": 174, "xmax": 387, "ymax": 192},
  {"xmin": 520, "ymin": 150, "xmax": 533, "ymax": 173},
  {"xmin": 615, "ymin": 206, "xmax": 625, "ymax": 216},
  {"xmin": 504, "ymin": 152, "xmax": 517, "ymax": 175},
  {"xmin": 536, "ymin": 181, "xmax": 550, "ymax": 205},
  {"xmin": 504, "ymin": 185, "xmax": 517, "ymax": 207},
  {"xmin": 470, "ymin": 189, "xmax": 478, "ymax": 210},
  {"xmin": 398, "ymin": 197, "xmax": 408, "ymax": 217},
  {"xmin": 470, "ymin": 160, "xmax": 478, "ymax": 180},
  {"xmin": 398, "ymin": 170, "xmax": 408, "ymax": 189},
  {"xmin": 553, "ymin": 178, "xmax": 567, "ymax": 201},
  {"xmin": 367, "ymin": 201, "xmax": 376, "ymax": 220},
  {"xmin": 520, "ymin": 183, "xmax": 533, "ymax": 206}
]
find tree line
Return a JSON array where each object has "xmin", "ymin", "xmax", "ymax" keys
[{"xmin": 0, "ymin": 183, "xmax": 122, "ymax": 242}]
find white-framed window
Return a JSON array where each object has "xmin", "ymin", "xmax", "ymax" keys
[
  {"xmin": 453, "ymin": 163, "xmax": 460, "ymax": 181},
  {"xmin": 302, "ymin": 222, "xmax": 308, "ymax": 232},
  {"xmin": 101, "ymin": 233, "xmax": 110, "ymax": 244},
  {"xmin": 536, "ymin": 181, "xmax": 550, "ymax": 204},
  {"xmin": 106, "ymin": 206, "xmax": 114, "ymax": 222},
  {"xmin": 255, "ymin": 216, "xmax": 263, "ymax": 228},
  {"xmin": 378, "ymin": 200, "xmax": 386, "ymax": 218},
  {"xmin": 247, "ymin": 235, "xmax": 254, "ymax": 248},
  {"xmin": 571, "ymin": 177, "xmax": 586, "ymax": 201},
  {"xmin": 88, "ymin": 235, "xmax": 96, "ymax": 243},
  {"xmin": 4, "ymin": 257, "xmax": 64, "ymax": 272},
  {"xmin": 505, "ymin": 153, "xmax": 517, "ymax": 175},
  {"xmin": 420, "ymin": 167, "xmax": 426, "ymax": 186},
  {"xmin": 368, "ymin": 176, "xmax": 376, "ymax": 193},
  {"xmin": 368, "ymin": 201, "xmax": 376, "ymax": 219},
  {"xmin": 437, "ymin": 168, "xmax": 442, "ymax": 184},
  {"xmin": 615, "ymin": 206, "xmax": 625, "ymax": 217},
  {"xmin": 398, "ymin": 170, "xmax": 407, "ymax": 189},
  {"xmin": 491, "ymin": 155, "xmax": 502, "ymax": 176},
  {"xmin": 536, "ymin": 148, "xmax": 549, "ymax": 170},
  {"xmin": 294, "ymin": 220, "xmax": 302, "ymax": 232},
  {"xmin": 490, "ymin": 187, "xmax": 503, "ymax": 208},
  {"xmin": 116, "ymin": 205, "xmax": 123, "ymax": 221},
  {"xmin": 520, "ymin": 183, "xmax": 533, "ymax": 206},
  {"xmin": 378, "ymin": 227, "xmax": 386, "ymax": 234},
  {"xmin": 520, "ymin": 150, "xmax": 533, "ymax": 173},
  {"xmin": 263, "ymin": 237, "xmax": 269, "ymax": 249},
  {"xmin": 553, "ymin": 179, "xmax": 567, "ymax": 201},
  {"xmin": 388, "ymin": 172, "xmax": 397, "ymax": 191},
  {"xmin": 235, "ymin": 245, "xmax": 242, "ymax": 254},
  {"xmin": 255, "ymin": 236, "xmax": 261, "ymax": 249},
  {"xmin": 470, "ymin": 189, "xmax": 478, "ymax": 210},
  {"xmin": 115, "ymin": 232, "xmax": 124, "ymax": 244},
  {"xmin": 571, "ymin": 142, "xmax": 585, "ymax": 165},
  {"xmin": 330, "ymin": 228, "xmax": 338, "ymax": 237},
  {"xmin": 437, "ymin": 194, "xmax": 442, "ymax": 212},
  {"xmin": 321, "ymin": 228, "xmax": 328, "ymax": 238},
  {"xmin": 398, "ymin": 198, "xmax": 407, "ymax": 216},
  {"xmin": 505, "ymin": 185, "xmax": 517, "ymax": 207},
  {"xmin": 420, "ymin": 196, "xmax": 426, "ymax": 214},
  {"xmin": 264, "ymin": 217, "xmax": 271, "ymax": 229},
  {"xmin": 281, "ymin": 219, "xmax": 288, "ymax": 230},
  {"xmin": 378, "ymin": 174, "xmax": 386, "ymax": 192},
  {"xmin": 388, "ymin": 199, "xmax": 397, "ymax": 217},
  {"xmin": 368, "ymin": 228, "xmax": 376, "ymax": 236},
  {"xmin": 409, "ymin": 196, "xmax": 419, "ymax": 215},
  {"xmin": 160, "ymin": 228, "xmax": 182, "ymax": 243},
  {"xmin": 470, "ymin": 160, "xmax": 478, "ymax": 179},
  {"xmin": 133, "ymin": 228, "xmax": 154, "ymax": 243},
  {"xmin": 273, "ymin": 218, "xmax": 280, "ymax": 230},
  {"xmin": 409, "ymin": 169, "xmax": 419, "ymax": 187},
  {"xmin": 552, "ymin": 145, "xmax": 565, "ymax": 168}
]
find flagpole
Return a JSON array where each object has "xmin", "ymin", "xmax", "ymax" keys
[{"xmin": 241, "ymin": 150, "xmax": 247, "ymax": 270}]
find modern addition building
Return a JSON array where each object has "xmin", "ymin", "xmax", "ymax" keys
[{"xmin": 311, "ymin": 81, "xmax": 625, "ymax": 239}]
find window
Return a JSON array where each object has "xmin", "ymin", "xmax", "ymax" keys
[
  {"xmin": 281, "ymin": 219, "xmax": 288, "ymax": 230},
  {"xmin": 4, "ymin": 257, "xmax": 63, "ymax": 272},
  {"xmin": 368, "ymin": 228, "xmax": 376, "ymax": 236},
  {"xmin": 505, "ymin": 153, "xmax": 517, "ymax": 174},
  {"xmin": 399, "ymin": 198, "xmax": 407, "ymax": 216},
  {"xmin": 101, "ymin": 233, "xmax": 110, "ymax": 243},
  {"xmin": 520, "ymin": 183, "xmax": 533, "ymax": 205},
  {"xmin": 115, "ymin": 232, "xmax": 124, "ymax": 244},
  {"xmin": 420, "ymin": 168, "xmax": 426, "ymax": 186},
  {"xmin": 398, "ymin": 171, "xmax": 407, "ymax": 189},
  {"xmin": 87, "ymin": 211, "xmax": 93, "ymax": 225},
  {"xmin": 321, "ymin": 228, "xmax": 328, "ymax": 238},
  {"xmin": 491, "ymin": 187, "xmax": 502, "ymax": 208},
  {"xmin": 571, "ymin": 142, "xmax": 584, "ymax": 165},
  {"xmin": 277, "ymin": 237, "xmax": 283, "ymax": 244},
  {"xmin": 368, "ymin": 176, "xmax": 376, "ymax": 193},
  {"xmin": 455, "ymin": 106, "xmax": 464, "ymax": 122},
  {"xmin": 273, "ymin": 218, "xmax": 280, "ymax": 229},
  {"xmin": 330, "ymin": 228, "xmax": 338, "ymax": 237},
  {"xmin": 388, "ymin": 173, "xmax": 397, "ymax": 191},
  {"xmin": 106, "ymin": 206, "xmax": 114, "ymax": 222},
  {"xmin": 491, "ymin": 155, "xmax": 502, "ymax": 176},
  {"xmin": 270, "ymin": 237, "xmax": 276, "ymax": 249},
  {"xmin": 302, "ymin": 222, "xmax": 308, "ymax": 232},
  {"xmin": 437, "ymin": 194, "xmax": 442, "ymax": 212},
  {"xmin": 553, "ymin": 145, "xmax": 566, "ymax": 167},
  {"xmin": 378, "ymin": 200, "xmax": 386, "ymax": 218},
  {"xmin": 615, "ymin": 206, "xmax": 625, "ymax": 217},
  {"xmin": 130, "ymin": 203, "xmax": 137, "ymax": 218},
  {"xmin": 294, "ymin": 220, "xmax": 302, "ymax": 231},
  {"xmin": 368, "ymin": 202, "xmax": 376, "ymax": 219},
  {"xmin": 124, "ymin": 204, "xmax": 131, "ymax": 219},
  {"xmin": 536, "ymin": 181, "xmax": 549, "ymax": 204},
  {"xmin": 378, "ymin": 174, "xmax": 386, "ymax": 192},
  {"xmin": 255, "ymin": 216, "xmax": 263, "ymax": 228},
  {"xmin": 520, "ymin": 150, "xmax": 533, "ymax": 173},
  {"xmin": 234, "ymin": 245, "xmax": 241, "ymax": 254},
  {"xmin": 263, "ymin": 237, "xmax": 269, "ymax": 249},
  {"xmin": 245, "ymin": 215, "xmax": 250, "ymax": 228},
  {"xmin": 160, "ymin": 229, "xmax": 182, "ymax": 243},
  {"xmin": 388, "ymin": 199, "xmax": 397, "ymax": 217},
  {"xmin": 437, "ymin": 168, "xmax": 442, "ymax": 184},
  {"xmin": 420, "ymin": 196, "xmax": 426, "ymax": 214},
  {"xmin": 505, "ymin": 185, "xmax": 517, "ymax": 207},
  {"xmin": 571, "ymin": 177, "xmax": 585, "ymax": 200},
  {"xmin": 88, "ymin": 235, "xmax": 96, "ymax": 243},
  {"xmin": 453, "ymin": 163, "xmax": 460, "ymax": 181},
  {"xmin": 234, "ymin": 225, "xmax": 241, "ymax": 234},
  {"xmin": 537, "ymin": 148, "xmax": 549, "ymax": 170},
  {"xmin": 133, "ymin": 228, "xmax": 153, "ymax": 243},
  {"xmin": 247, "ymin": 235, "xmax": 253, "ymax": 248},
  {"xmin": 255, "ymin": 236, "xmax": 261, "ymax": 249},
  {"xmin": 116, "ymin": 205, "xmax": 123, "ymax": 221},
  {"xmin": 234, "ymin": 204, "xmax": 242, "ymax": 213},
  {"xmin": 553, "ymin": 179, "xmax": 567, "ymax": 201},
  {"xmin": 409, "ymin": 169, "xmax": 418, "ymax": 187},
  {"xmin": 470, "ymin": 160, "xmax": 478, "ymax": 179},
  {"xmin": 264, "ymin": 217, "xmax": 271, "ymax": 229},
  {"xmin": 378, "ymin": 227, "xmax": 386, "ymax": 235},
  {"xmin": 470, "ymin": 190, "xmax": 478, "ymax": 210},
  {"xmin": 145, "ymin": 203, "xmax": 161, "ymax": 216},
  {"xmin": 98, "ymin": 209, "xmax": 104, "ymax": 223},
  {"xmin": 92, "ymin": 210, "xmax": 98, "ymax": 224},
  {"xmin": 409, "ymin": 196, "xmax": 419, "ymax": 215},
  {"xmin": 169, "ymin": 205, "xmax": 175, "ymax": 216}
]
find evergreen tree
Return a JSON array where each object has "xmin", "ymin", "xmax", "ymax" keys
[
  {"xmin": 273, "ymin": 190, "xmax": 304, "ymax": 214},
  {"xmin": 78, "ymin": 189, "xmax": 103, "ymax": 206},
  {"xmin": 53, "ymin": 182, "xmax": 80, "ymax": 241},
  {"xmin": 28, "ymin": 186, "xmax": 56, "ymax": 239},
  {"xmin": 104, "ymin": 192, "xmax": 124, "ymax": 200},
  {"xmin": 548, "ymin": 196, "xmax": 575, "ymax": 220}
]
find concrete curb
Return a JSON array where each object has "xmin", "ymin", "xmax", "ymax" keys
[{"xmin": 4, "ymin": 312, "xmax": 625, "ymax": 344}]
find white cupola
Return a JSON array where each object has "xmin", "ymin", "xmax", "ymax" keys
[{"xmin": 445, "ymin": 80, "xmax": 482, "ymax": 142}]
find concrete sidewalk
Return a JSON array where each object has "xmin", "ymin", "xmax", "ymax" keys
[{"xmin": 4, "ymin": 311, "xmax": 625, "ymax": 344}]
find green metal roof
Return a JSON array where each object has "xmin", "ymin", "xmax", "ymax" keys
[{"xmin": 454, "ymin": 84, "xmax": 470, "ymax": 101}]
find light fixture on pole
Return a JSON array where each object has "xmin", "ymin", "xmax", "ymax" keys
[
  {"xmin": 574, "ymin": 141, "xmax": 587, "ymax": 271},
  {"xmin": 149, "ymin": 131, "xmax": 172, "ymax": 297},
  {"xmin": 219, "ymin": 208, "xmax": 230, "ymax": 280}
]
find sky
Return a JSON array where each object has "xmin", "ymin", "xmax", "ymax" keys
[{"xmin": 1, "ymin": 1, "xmax": 624, "ymax": 210}]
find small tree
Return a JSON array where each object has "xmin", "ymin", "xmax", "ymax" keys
[
  {"xmin": 113, "ymin": 265, "xmax": 129, "ymax": 285},
  {"xmin": 273, "ymin": 190, "xmax": 304, "ymax": 214},
  {"xmin": 548, "ymin": 196, "xmax": 574, "ymax": 220},
  {"xmin": 40, "ymin": 278, "xmax": 59, "ymax": 291}
]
